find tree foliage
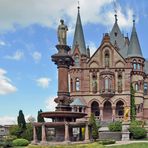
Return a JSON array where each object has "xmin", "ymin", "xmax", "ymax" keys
[
  {"xmin": 17, "ymin": 110, "xmax": 26, "ymax": 129},
  {"xmin": 130, "ymin": 84, "xmax": 136, "ymax": 121},
  {"xmin": 89, "ymin": 113, "xmax": 99, "ymax": 141}
]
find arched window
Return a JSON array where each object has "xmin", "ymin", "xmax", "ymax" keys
[
  {"xmin": 135, "ymin": 83, "xmax": 139, "ymax": 91},
  {"xmin": 116, "ymin": 100, "xmax": 124, "ymax": 116},
  {"xmin": 118, "ymin": 74, "xmax": 122, "ymax": 93},
  {"xmin": 74, "ymin": 54, "xmax": 79, "ymax": 66},
  {"xmin": 75, "ymin": 78, "xmax": 80, "ymax": 91},
  {"xmin": 70, "ymin": 78, "xmax": 73, "ymax": 92},
  {"xmin": 105, "ymin": 51, "xmax": 109, "ymax": 67},
  {"xmin": 92, "ymin": 74, "xmax": 97, "ymax": 93},
  {"xmin": 144, "ymin": 82, "xmax": 148, "ymax": 95},
  {"xmin": 137, "ymin": 64, "xmax": 140, "ymax": 70},
  {"xmin": 105, "ymin": 77, "xmax": 109, "ymax": 90},
  {"xmin": 133, "ymin": 60, "xmax": 137, "ymax": 69}
]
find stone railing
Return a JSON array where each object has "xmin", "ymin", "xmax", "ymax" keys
[{"xmin": 100, "ymin": 89, "xmax": 115, "ymax": 97}]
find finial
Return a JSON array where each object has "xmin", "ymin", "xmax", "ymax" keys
[
  {"xmin": 77, "ymin": 1, "xmax": 80, "ymax": 12},
  {"xmin": 113, "ymin": 0, "xmax": 118, "ymax": 22},
  {"xmin": 133, "ymin": 14, "xmax": 135, "ymax": 25}
]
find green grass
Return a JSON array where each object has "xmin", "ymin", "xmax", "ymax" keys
[
  {"xmin": 109, "ymin": 143, "xmax": 148, "ymax": 148},
  {"xmin": 28, "ymin": 143, "xmax": 105, "ymax": 148}
]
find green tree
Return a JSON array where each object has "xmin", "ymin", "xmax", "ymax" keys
[
  {"xmin": 130, "ymin": 84, "xmax": 136, "ymax": 121},
  {"xmin": 89, "ymin": 113, "xmax": 98, "ymax": 141},
  {"xmin": 17, "ymin": 110, "xmax": 26, "ymax": 129},
  {"xmin": 37, "ymin": 109, "xmax": 45, "ymax": 140}
]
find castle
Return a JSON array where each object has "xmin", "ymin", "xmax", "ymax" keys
[{"xmin": 69, "ymin": 7, "xmax": 148, "ymax": 122}]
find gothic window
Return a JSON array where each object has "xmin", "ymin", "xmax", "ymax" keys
[
  {"xmin": 133, "ymin": 60, "xmax": 137, "ymax": 69},
  {"xmin": 92, "ymin": 74, "xmax": 97, "ymax": 93},
  {"xmin": 91, "ymin": 101, "xmax": 100, "ymax": 116},
  {"xmin": 74, "ymin": 54, "xmax": 79, "ymax": 66},
  {"xmin": 70, "ymin": 78, "xmax": 73, "ymax": 92},
  {"xmin": 75, "ymin": 78, "xmax": 80, "ymax": 91},
  {"xmin": 105, "ymin": 77, "xmax": 109, "ymax": 90},
  {"xmin": 137, "ymin": 64, "xmax": 140, "ymax": 70},
  {"xmin": 144, "ymin": 82, "xmax": 148, "ymax": 95},
  {"xmin": 135, "ymin": 83, "xmax": 139, "ymax": 91},
  {"xmin": 105, "ymin": 51, "xmax": 109, "ymax": 67},
  {"xmin": 118, "ymin": 74, "xmax": 122, "ymax": 93}
]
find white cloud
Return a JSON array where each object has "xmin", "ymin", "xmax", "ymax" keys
[
  {"xmin": 32, "ymin": 51, "xmax": 42, "ymax": 63},
  {"xmin": 5, "ymin": 50, "xmax": 24, "ymax": 61},
  {"xmin": 45, "ymin": 96, "xmax": 57, "ymax": 111},
  {"xmin": 87, "ymin": 41, "xmax": 98, "ymax": 56},
  {"xmin": 0, "ymin": 68, "xmax": 17, "ymax": 95},
  {"xmin": 0, "ymin": 0, "xmax": 135, "ymax": 32},
  {"xmin": 0, "ymin": 116, "xmax": 16, "ymax": 125},
  {"xmin": 36, "ymin": 77, "xmax": 51, "ymax": 88},
  {"xmin": 0, "ymin": 40, "xmax": 6, "ymax": 46}
]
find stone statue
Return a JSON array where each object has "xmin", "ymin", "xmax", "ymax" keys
[
  {"xmin": 92, "ymin": 75, "xmax": 97, "ymax": 93},
  {"xmin": 57, "ymin": 19, "xmax": 68, "ymax": 45},
  {"xmin": 123, "ymin": 106, "xmax": 130, "ymax": 122}
]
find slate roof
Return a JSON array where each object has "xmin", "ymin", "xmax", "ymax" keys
[
  {"xmin": 72, "ymin": 7, "xmax": 86, "ymax": 55},
  {"xmin": 110, "ymin": 15, "xmax": 128, "ymax": 58},
  {"xmin": 127, "ymin": 20, "xmax": 143, "ymax": 58},
  {"xmin": 71, "ymin": 98, "xmax": 85, "ymax": 106}
]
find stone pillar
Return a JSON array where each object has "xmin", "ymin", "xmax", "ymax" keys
[
  {"xmin": 32, "ymin": 125, "xmax": 37, "ymax": 144},
  {"xmin": 64, "ymin": 122, "xmax": 70, "ymax": 142},
  {"xmin": 84, "ymin": 122, "xmax": 90, "ymax": 142},
  {"xmin": 41, "ymin": 124, "xmax": 46, "ymax": 143},
  {"xmin": 79, "ymin": 127, "xmax": 82, "ymax": 140},
  {"xmin": 112, "ymin": 106, "xmax": 116, "ymax": 121},
  {"xmin": 100, "ymin": 106, "xmax": 103, "ymax": 121},
  {"xmin": 122, "ymin": 122, "xmax": 130, "ymax": 141}
]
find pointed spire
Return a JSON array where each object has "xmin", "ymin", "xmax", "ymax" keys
[
  {"xmin": 127, "ymin": 17, "xmax": 143, "ymax": 58},
  {"xmin": 72, "ymin": 5, "xmax": 86, "ymax": 55}
]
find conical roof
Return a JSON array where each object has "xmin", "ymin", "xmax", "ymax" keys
[
  {"xmin": 72, "ymin": 7, "xmax": 86, "ymax": 55},
  {"xmin": 127, "ymin": 20, "xmax": 143, "ymax": 58},
  {"xmin": 110, "ymin": 15, "xmax": 127, "ymax": 57}
]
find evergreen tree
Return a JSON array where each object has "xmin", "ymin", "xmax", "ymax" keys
[
  {"xmin": 130, "ymin": 84, "xmax": 136, "ymax": 121},
  {"xmin": 37, "ymin": 109, "xmax": 45, "ymax": 140},
  {"xmin": 17, "ymin": 110, "xmax": 26, "ymax": 129},
  {"xmin": 89, "ymin": 113, "xmax": 98, "ymax": 141}
]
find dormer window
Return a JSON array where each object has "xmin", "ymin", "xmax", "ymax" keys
[
  {"xmin": 114, "ymin": 32, "xmax": 117, "ymax": 37},
  {"xmin": 74, "ymin": 54, "xmax": 79, "ymax": 66}
]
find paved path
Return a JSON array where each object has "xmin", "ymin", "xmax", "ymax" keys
[{"xmin": 106, "ymin": 140, "xmax": 148, "ymax": 147}]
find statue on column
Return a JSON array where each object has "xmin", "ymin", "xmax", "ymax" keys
[
  {"xmin": 123, "ymin": 106, "xmax": 130, "ymax": 122},
  {"xmin": 57, "ymin": 19, "xmax": 68, "ymax": 45}
]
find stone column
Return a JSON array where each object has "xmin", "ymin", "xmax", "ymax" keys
[
  {"xmin": 32, "ymin": 125, "xmax": 37, "ymax": 144},
  {"xmin": 84, "ymin": 122, "xmax": 89, "ymax": 142},
  {"xmin": 79, "ymin": 127, "xmax": 82, "ymax": 140},
  {"xmin": 112, "ymin": 106, "xmax": 116, "ymax": 121},
  {"xmin": 64, "ymin": 122, "xmax": 70, "ymax": 142},
  {"xmin": 100, "ymin": 106, "xmax": 103, "ymax": 121},
  {"xmin": 122, "ymin": 122, "xmax": 130, "ymax": 141},
  {"xmin": 41, "ymin": 124, "xmax": 46, "ymax": 143}
]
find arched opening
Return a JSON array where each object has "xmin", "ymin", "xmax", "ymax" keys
[
  {"xmin": 103, "ymin": 101, "xmax": 112, "ymax": 120},
  {"xmin": 105, "ymin": 51, "xmax": 109, "ymax": 67},
  {"xmin": 116, "ymin": 100, "xmax": 124, "ymax": 117},
  {"xmin": 118, "ymin": 74, "xmax": 122, "ymax": 93},
  {"xmin": 70, "ymin": 78, "xmax": 73, "ymax": 92},
  {"xmin": 91, "ymin": 101, "xmax": 100, "ymax": 116},
  {"xmin": 75, "ymin": 78, "xmax": 80, "ymax": 91},
  {"xmin": 74, "ymin": 54, "xmax": 79, "ymax": 66}
]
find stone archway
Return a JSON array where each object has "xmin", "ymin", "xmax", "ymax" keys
[
  {"xmin": 103, "ymin": 101, "xmax": 112, "ymax": 120},
  {"xmin": 116, "ymin": 100, "xmax": 124, "ymax": 117},
  {"xmin": 91, "ymin": 101, "xmax": 100, "ymax": 116}
]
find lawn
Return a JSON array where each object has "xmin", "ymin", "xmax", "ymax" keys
[
  {"xmin": 108, "ymin": 143, "xmax": 148, "ymax": 148},
  {"xmin": 27, "ymin": 142, "xmax": 148, "ymax": 148}
]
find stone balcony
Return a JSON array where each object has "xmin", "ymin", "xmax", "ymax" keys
[{"xmin": 99, "ymin": 89, "xmax": 115, "ymax": 98}]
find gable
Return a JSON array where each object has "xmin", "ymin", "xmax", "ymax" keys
[{"xmin": 87, "ymin": 41, "xmax": 126, "ymax": 68}]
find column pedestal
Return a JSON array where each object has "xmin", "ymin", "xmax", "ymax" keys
[
  {"xmin": 31, "ymin": 125, "xmax": 38, "ymax": 144},
  {"xmin": 84, "ymin": 122, "xmax": 90, "ymax": 142},
  {"xmin": 41, "ymin": 124, "xmax": 47, "ymax": 144},
  {"xmin": 122, "ymin": 122, "xmax": 130, "ymax": 141},
  {"xmin": 64, "ymin": 122, "xmax": 71, "ymax": 143}
]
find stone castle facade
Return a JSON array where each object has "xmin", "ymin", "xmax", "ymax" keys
[{"xmin": 68, "ymin": 8, "xmax": 148, "ymax": 121}]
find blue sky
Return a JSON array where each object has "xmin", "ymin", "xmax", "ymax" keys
[{"xmin": 0, "ymin": 0, "xmax": 148, "ymax": 125}]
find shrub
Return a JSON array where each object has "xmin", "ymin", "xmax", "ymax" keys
[
  {"xmin": 12, "ymin": 138, "xmax": 29, "ymax": 146},
  {"xmin": 108, "ymin": 121, "xmax": 122, "ymax": 132},
  {"xmin": 97, "ymin": 139, "xmax": 116, "ymax": 145},
  {"xmin": 129, "ymin": 127, "xmax": 146, "ymax": 139}
]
